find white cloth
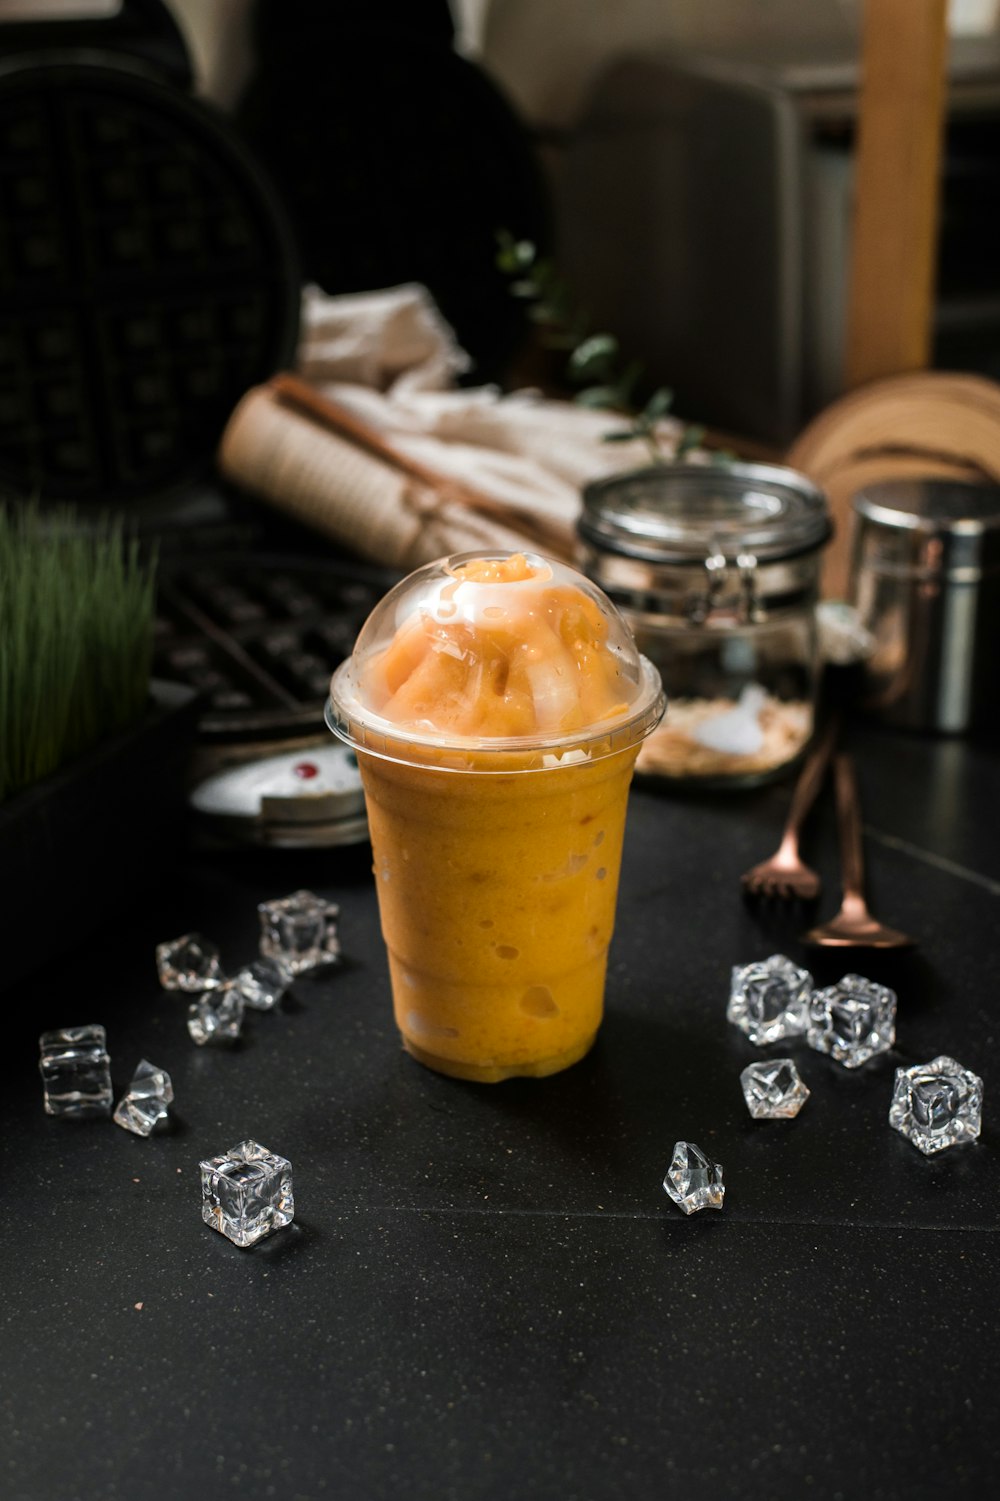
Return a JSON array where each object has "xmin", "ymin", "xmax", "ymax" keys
[
  {"xmin": 298, "ymin": 282, "xmax": 471, "ymax": 394},
  {"xmin": 295, "ymin": 282, "xmax": 685, "ymax": 539}
]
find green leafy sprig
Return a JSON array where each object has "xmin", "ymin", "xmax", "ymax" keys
[
  {"xmin": 497, "ymin": 231, "xmax": 708, "ymax": 464},
  {"xmin": 0, "ymin": 504, "xmax": 157, "ymax": 803}
]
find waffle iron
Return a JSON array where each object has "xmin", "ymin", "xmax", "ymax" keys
[
  {"xmin": 0, "ymin": 5, "xmax": 375, "ymax": 847},
  {"xmin": 0, "ymin": 0, "xmax": 300, "ymax": 507}
]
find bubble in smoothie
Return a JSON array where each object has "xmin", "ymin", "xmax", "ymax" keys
[{"xmin": 521, "ymin": 987, "xmax": 559, "ymax": 1018}]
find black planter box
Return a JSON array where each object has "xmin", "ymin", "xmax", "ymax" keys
[{"xmin": 0, "ymin": 680, "xmax": 201, "ymax": 994}]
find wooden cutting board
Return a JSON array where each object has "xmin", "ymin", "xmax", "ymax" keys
[{"xmin": 785, "ymin": 371, "xmax": 1000, "ymax": 597}]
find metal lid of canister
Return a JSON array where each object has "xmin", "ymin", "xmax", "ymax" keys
[
  {"xmin": 579, "ymin": 462, "xmax": 831, "ymax": 565},
  {"xmin": 851, "ymin": 479, "xmax": 1000, "ymax": 733},
  {"xmin": 853, "ymin": 480, "xmax": 1000, "ymax": 579}
]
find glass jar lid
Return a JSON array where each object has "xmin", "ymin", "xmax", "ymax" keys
[{"xmin": 580, "ymin": 462, "xmax": 831, "ymax": 565}]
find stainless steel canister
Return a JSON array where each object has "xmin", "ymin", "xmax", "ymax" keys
[
  {"xmin": 579, "ymin": 462, "xmax": 831, "ymax": 785},
  {"xmin": 851, "ymin": 480, "xmax": 1000, "ymax": 733}
]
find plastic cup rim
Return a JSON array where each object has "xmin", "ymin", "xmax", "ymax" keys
[{"xmin": 325, "ymin": 655, "xmax": 666, "ymax": 774}]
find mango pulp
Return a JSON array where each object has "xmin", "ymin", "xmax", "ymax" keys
[{"xmin": 359, "ymin": 744, "xmax": 638, "ymax": 1082}]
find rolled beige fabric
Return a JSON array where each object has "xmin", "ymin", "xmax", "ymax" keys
[{"xmin": 218, "ymin": 383, "xmax": 541, "ymax": 570}]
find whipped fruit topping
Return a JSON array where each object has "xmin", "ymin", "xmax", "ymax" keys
[{"xmin": 358, "ymin": 554, "xmax": 631, "ymax": 738}]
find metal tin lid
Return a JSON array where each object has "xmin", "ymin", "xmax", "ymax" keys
[
  {"xmin": 580, "ymin": 462, "xmax": 831, "ymax": 565},
  {"xmin": 853, "ymin": 480, "xmax": 1000, "ymax": 577}
]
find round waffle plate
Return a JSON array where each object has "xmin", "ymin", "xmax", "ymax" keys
[{"xmin": 0, "ymin": 52, "xmax": 299, "ymax": 504}]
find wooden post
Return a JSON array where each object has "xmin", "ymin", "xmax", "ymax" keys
[{"xmin": 844, "ymin": 0, "xmax": 950, "ymax": 389}]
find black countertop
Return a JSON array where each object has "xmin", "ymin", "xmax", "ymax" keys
[{"xmin": 3, "ymin": 721, "xmax": 999, "ymax": 1501}]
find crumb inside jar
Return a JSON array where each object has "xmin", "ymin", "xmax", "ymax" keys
[{"xmin": 637, "ymin": 693, "xmax": 812, "ymax": 780}]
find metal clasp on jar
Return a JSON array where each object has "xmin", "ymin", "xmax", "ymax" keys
[
  {"xmin": 684, "ymin": 551, "xmax": 761, "ymax": 624},
  {"xmin": 683, "ymin": 550, "xmax": 726, "ymax": 624},
  {"xmin": 737, "ymin": 552, "xmax": 762, "ymax": 623}
]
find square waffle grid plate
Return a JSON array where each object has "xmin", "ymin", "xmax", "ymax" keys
[{"xmin": 154, "ymin": 552, "xmax": 399, "ymax": 744}]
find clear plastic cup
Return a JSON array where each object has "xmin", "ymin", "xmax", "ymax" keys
[{"xmin": 326, "ymin": 551, "xmax": 665, "ymax": 1082}]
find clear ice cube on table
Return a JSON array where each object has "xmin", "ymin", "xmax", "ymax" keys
[
  {"xmin": 807, "ymin": 974, "xmax": 896, "ymax": 1068},
  {"xmin": 113, "ymin": 1059, "xmax": 173, "ymax": 1136},
  {"xmin": 889, "ymin": 1055, "xmax": 983, "ymax": 1155},
  {"xmin": 257, "ymin": 890, "xmax": 340, "ymax": 976},
  {"xmin": 200, "ymin": 1139, "xmax": 294, "ymax": 1247},
  {"xmin": 663, "ymin": 1141, "xmax": 725, "ymax": 1215},
  {"xmin": 187, "ymin": 983, "xmax": 244, "ymax": 1046},
  {"xmin": 741, "ymin": 1058, "xmax": 810, "ymax": 1119},
  {"xmin": 728, "ymin": 954, "xmax": 812, "ymax": 1045},
  {"xmin": 38, "ymin": 1025, "xmax": 112, "ymax": 1118},
  {"xmin": 232, "ymin": 957, "xmax": 289, "ymax": 1011},
  {"xmin": 156, "ymin": 933, "xmax": 224, "ymax": 993}
]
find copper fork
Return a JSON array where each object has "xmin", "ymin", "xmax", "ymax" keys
[
  {"xmin": 741, "ymin": 719, "xmax": 838, "ymax": 901},
  {"xmin": 803, "ymin": 751, "xmax": 914, "ymax": 949}
]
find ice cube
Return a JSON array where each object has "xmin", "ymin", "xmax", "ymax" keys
[
  {"xmin": 663, "ymin": 1141, "xmax": 725, "ymax": 1215},
  {"xmin": 199, "ymin": 1139, "xmax": 294, "ymax": 1247},
  {"xmin": 232, "ymin": 957, "xmax": 289, "ymax": 1011},
  {"xmin": 889, "ymin": 1055, "xmax": 983, "ymax": 1154},
  {"xmin": 728, "ymin": 954, "xmax": 812, "ymax": 1045},
  {"xmin": 187, "ymin": 983, "xmax": 244, "ymax": 1046},
  {"xmin": 113, "ymin": 1059, "xmax": 173, "ymax": 1137},
  {"xmin": 39, "ymin": 1025, "xmax": 112, "ymax": 1119},
  {"xmin": 156, "ymin": 933, "xmax": 224, "ymax": 993},
  {"xmin": 807, "ymin": 974, "xmax": 896, "ymax": 1068},
  {"xmin": 740, "ymin": 1058, "xmax": 810, "ymax": 1119},
  {"xmin": 257, "ymin": 890, "xmax": 340, "ymax": 976}
]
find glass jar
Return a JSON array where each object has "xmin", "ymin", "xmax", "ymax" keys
[{"xmin": 578, "ymin": 462, "xmax": 831, "ymax": 786}]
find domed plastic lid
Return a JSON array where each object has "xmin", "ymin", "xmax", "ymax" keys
[{"xmin": 327, "ymin": 551, "xmax": 665, "ymax": 771}]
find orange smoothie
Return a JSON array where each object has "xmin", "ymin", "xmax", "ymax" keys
[{"xmin": 327, "ymin": 552, "xmax": 664, "ymax": 1081}]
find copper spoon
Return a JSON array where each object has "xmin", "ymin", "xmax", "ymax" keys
[
  {"xmin": 803, "ymin": 751, "xmax": 914, "ymax": 949},
  {"xmin": 741, "ymin": 718, "xmax": 839, "ymax": 901}
]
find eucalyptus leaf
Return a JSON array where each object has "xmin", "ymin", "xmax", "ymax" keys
[
  {"xmin": 568, "ymin": 334, "xmax": 619, "ymax": 381},
  {"xmin": 494, "ymin": 231, "xmax": 537, "ymax": 275},
  {"xmin": 676, "ymin": 424, "xmax": 707, "ymax": 457},
  {"xmin": 574, "ymin": 385, "xmax": 625, "ymax": 409},
  {"xmin": 496, "ymin": 224, "xmax": 711, "ymax": 470},
  {"xmin": 642, "ymin": 387, "xmax": 675, "ymax": 421}
]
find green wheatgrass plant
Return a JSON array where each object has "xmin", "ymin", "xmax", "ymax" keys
[{"xmin": 0, "ymin": 503, "xmax": 157, "ymax": 803}]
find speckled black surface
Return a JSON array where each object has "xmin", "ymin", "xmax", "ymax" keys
[{"xmin": 3, "ymin": 723, "xmax": 999, "ymax": 1501}]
